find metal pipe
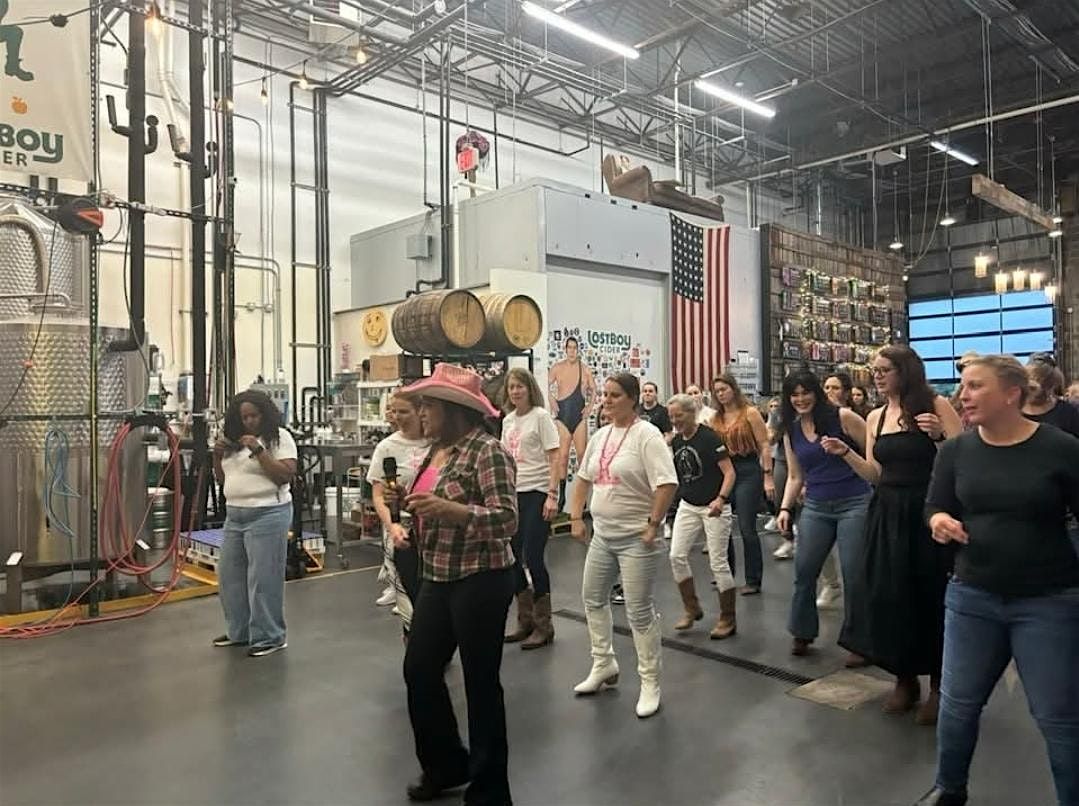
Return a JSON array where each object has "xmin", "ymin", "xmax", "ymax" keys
[
  {"xmin": 189, "ymin": 0, "xmax": 210, "ymax": 531},
  {"xmin": 110, "ymin": 7, "xmax": 149, "ymax": 353}
]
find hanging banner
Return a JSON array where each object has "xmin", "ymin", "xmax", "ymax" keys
[
  {"xmin": 546, "ymin": 268, "xmax": 667, "ymax": 502},
  {"xmin": 0, "ymin": 0, "xmax": 92, "ymax": 181}
]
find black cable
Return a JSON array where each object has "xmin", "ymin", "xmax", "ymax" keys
[
  {"xmin": 0, "ymin": 221, "xmax": 59, "ymax": 424},
  {"xmin": 11, "ymin": 6, "xmax": 92, "ymax": 26},
  {"xmin": 118, "ymin": 213, "xmax": 153, "ymax": 405}
]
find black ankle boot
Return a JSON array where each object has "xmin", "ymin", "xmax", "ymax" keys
[
  {"xmin": 913, "ymin": 786, "xmax": 968, "ymax": 806},
  {"xmin": 407, "ymin": 774, "xmax": 469, "ymax": 802}
]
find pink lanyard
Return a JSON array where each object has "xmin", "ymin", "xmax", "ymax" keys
[{"xmin": 597, "ymin": 420, "xmax": 637, "ymax": 480}]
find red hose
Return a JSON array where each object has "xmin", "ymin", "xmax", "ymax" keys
[{"xmin": 1, "ymin": 420, "xmax": 189, "ymax": 639}]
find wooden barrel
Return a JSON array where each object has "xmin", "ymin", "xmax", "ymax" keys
[
  {"xmin": 391, "ymin": 290, "xmax": 485, "ymax": 354},
  {"xmin": 479, "ymin": 293, "xmax": 542, "ymax": 352}
]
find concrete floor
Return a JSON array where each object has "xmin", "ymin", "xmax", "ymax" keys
[{"xmin": 0, "ymin": 528, "xmax": 1059, "ymax": 806}]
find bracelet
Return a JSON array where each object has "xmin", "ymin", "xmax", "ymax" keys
[
  {"xmin": 779, "ymin": 506, "xmax": 792, "ymax": 513},
  {"xmin": 842, "ymin": 445, "xmax": 851, "ymax": 456}
]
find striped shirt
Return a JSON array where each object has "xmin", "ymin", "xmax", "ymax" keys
[{"xmin": 413, "ymin": 428, "xmax": 518, "ymax": 582}]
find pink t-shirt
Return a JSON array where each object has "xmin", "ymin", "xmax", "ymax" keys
[{"xmin": 411, "ymin": 465, "xmax": 441, "ymax": 535}]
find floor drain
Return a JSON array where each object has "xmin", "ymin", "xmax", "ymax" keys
[{"xmin": 554, "ymin": 608, "xmax": 815, "ymax": 687}]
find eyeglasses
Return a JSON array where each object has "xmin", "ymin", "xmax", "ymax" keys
[{"xmin": 871, "ymin": 366, "xmax": 895, "ymax": 377}]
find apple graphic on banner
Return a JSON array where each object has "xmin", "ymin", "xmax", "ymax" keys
[{"xmin": 11, "ymin": 97, "xmax": 27, "ymax": 114}]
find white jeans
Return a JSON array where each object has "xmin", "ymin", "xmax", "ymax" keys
[
  {"xmin": 582, "ymin": 531, "xmax": 663, "ymax": 634},
  {"xmin": 669, "ymin": 500, "xmax": 735, "ymax": 592}
]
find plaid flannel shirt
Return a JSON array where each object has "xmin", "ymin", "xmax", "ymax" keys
[{"xmin": 415, "ymin": 428, "xmax": 518, "ymax": 582}]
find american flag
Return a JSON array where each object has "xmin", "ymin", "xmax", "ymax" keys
[{"xmin": 670, "ymin": 214, "xmax": 730, "ymax": 394}]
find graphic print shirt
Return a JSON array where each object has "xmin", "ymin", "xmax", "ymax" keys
[{"xmin": 671, "ymin": 424, "xmax": 729, "ymax": 506}]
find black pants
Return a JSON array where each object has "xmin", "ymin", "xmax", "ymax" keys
[
  {"xmin": 511, "ymin": 491, "xmax": 551, "ymax": 596},
  {"xmin": 404, "ymin": 567, "xmax": 516, "ymax": 806},
  {"xmin": 394, "ymin": 543, "xmax": 422, "ymax": 604}
]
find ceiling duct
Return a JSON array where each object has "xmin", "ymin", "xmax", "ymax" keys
[{"xmin": 308, "ymin": 0, "xmax": 360, "ymax": 45}]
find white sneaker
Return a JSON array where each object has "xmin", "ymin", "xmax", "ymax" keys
[
  {"xmin": 773, "ymin": 540, "xmax": 794, "ymax": 560},
  {"xmin": 817, "ymin": 585, "xmax": 843, "ymax": 610},
  {"xmin": 376, "ymin": 586, "xmax": 396, "ymax": 607},
  {"xmin": 763, "ymin": 516, "xmax": 778, "ymax": 532}
]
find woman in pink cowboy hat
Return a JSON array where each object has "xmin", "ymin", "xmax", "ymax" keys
[{"xmin": 392, "ymin": 363, "xmax": 518, "ymax": 806}]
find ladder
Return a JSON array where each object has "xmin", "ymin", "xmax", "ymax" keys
[{"xmin": 289, "ymin": 84, "xmax": 332, "ymax": 428}]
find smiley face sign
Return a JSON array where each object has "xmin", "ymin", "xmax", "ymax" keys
[{"xmin": 363, "ymin": 309, "xmax": 388, "ymax": 347}]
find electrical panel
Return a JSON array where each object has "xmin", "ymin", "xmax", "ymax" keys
[{"xmin": 250, "ymin": 382, "xmax": 290, "ymax": 417}]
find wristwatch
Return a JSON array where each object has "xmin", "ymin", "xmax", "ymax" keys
[
  {"xmin": 647, "ymin": 517, "xmax": 662, "ymax": 527},
  {"xmin": 250, "ymin": 443, "xmax": 265, "ymax": 456}
]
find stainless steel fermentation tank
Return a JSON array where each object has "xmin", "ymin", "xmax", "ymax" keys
[{"xmin": 0, "ymin": 195, "xmax": 146, "ymax": 569}]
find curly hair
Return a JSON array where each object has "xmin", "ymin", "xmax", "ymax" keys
[{"xmin": 223, "ymin": 389, "xmax": 282, "ymax": 448}]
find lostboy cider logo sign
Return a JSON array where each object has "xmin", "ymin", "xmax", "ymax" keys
[{"xmin": 0, "ymin": 0, "xmax": 91, "ymax": 181}]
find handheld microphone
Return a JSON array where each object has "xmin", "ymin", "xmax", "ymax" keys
[{"xmin": 383, "ymin": 456, "xmax": 401, "ymax": 523}]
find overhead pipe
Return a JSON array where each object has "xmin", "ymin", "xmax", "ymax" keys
[{"xmin": 740, "ymin": 91, "xmax": 1079, "ymax": 185}]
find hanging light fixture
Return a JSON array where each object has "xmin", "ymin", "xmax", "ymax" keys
[
  {"xmin": 1012, "ymin": 266, "xmax": 1027, "ymax": 291},
  {"xmin": 994, "ymin": 270, "xmax": 1009, "ymax": 294},
  {"xmin": 260, "ymin": 78, "xmax": 269, "ymax": 105},
  {"xmin": 353, "ymin": 45, "xmax": 368, "ymax": 65},
  {"xmin": 974, "ymin": 251, "xmax": 990, "ymax": 278},
  {"xmin": 299, "ymin": 61, "xmax": 311, "ymax": 91},
  {"xmin": 940, "ymin": 213, "xmax": 957, "ymax": 227},
  {"xmin": 1045, "ymin": 282, "xmax": 1058, "ymax": 302},
  {"xmin": 889, "ymin": 168, "xmax": 903, "ymax": 250},
  {"xmin": 1030, "ymin": 271, "xmax": 1043, "ymax": 291},
  {"xmin": 1048, "ymin": 227, "xmax": 1063, "ymax": 238}
]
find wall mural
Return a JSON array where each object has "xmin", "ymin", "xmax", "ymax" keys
[{"xmin": 545, "ymin": 270, "xmax": 667, "ymax": 504}]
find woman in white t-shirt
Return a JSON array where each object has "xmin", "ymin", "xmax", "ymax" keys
[
  {"xmin": 212, "ymin": 390, "xmax": 297, "ymax": 657},
  {"xmin": 367, "ymin": 394, "xmax": 429, "ymax": 624},
  {"xmin": 500, "ymin": 368, "xmax": 562, "ymax": 650},
  {"xmin": 569, "ymin": 373, "xmax": 678, "ymax": 718}
]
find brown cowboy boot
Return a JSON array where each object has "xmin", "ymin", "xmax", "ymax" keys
[
  {"xmin": 916, "ymin": 675, "xmax": 941, "ymax": 726},
  {"xmin": 883, "ymin": 675, "xmax": 921, "ymax": 714},
  {"xmin": 673, "ymin": 578, "xmax": 704, "ymax": 631},
  {"xmin": 504, "ymin": 589, "xmax": 534, "ymax": 643},
  {"xmin": 522, "ymin": 593, "xmax": 554, "ymax": 650},
  {"xmin": 710, "ymin": 587, "xmax": 737, "ymax": 639}
]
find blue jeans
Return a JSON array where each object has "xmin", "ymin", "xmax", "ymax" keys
[
  {"xmin": 936, "ymin": 579, "xmax": 1079, "ymax": 804},
  {"xmin": 787, "ymin": 493, "xmax": 870, "ymax": 641},
  {"xmin": 219, "ymin": 503, "xmax": 292, "ymax": 646},
  {"xmin": 730, "ymin": 456, "xmax": 764, "ymax": 587},
  {"xmin": 511, "ymin": 491, "xmax": 551, "ymax": 596}
]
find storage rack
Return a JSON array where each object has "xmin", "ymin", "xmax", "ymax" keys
[{"xmin": 759, "ymin": 225, "xmax": 907, "ymax": 393}]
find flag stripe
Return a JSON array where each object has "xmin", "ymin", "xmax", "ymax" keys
[{"xmin": 670, "ymin": 215, "xmax": 730, "ymax": 394}]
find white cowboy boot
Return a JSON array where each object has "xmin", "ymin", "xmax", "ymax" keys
[
  {"xmin": 574, "ymin": 605, "xmax": 619, "ymax": 694},
  {"xmin": 632, "ymin": 616, "xmax": 663, "ymax": 718}
]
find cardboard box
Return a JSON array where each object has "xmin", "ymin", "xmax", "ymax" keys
[{"xmin": 367, "ymin": 353, "xmax": 424, "ymax": 382}]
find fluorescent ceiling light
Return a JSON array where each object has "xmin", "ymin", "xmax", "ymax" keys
[
  {"xmin": 930, "ymin": 140, "xmax": 978, "ymax": 167},
  {"xmin": 521, "ymin": 2, "xmax": 639, "ymax": 60},
  {"xmin": 694, "ymin": 80, "xmax": 776, "ymax": 119}
]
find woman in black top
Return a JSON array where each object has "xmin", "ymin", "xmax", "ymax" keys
[
  {"xmin": 1023, "ymin": 358, "xmax": 1079, "ymax": 438},
  {"xmin": 914, "ymin": 355, "xmax": 1079, "ymax": 806},
  {"xmin": 829, "ymin": 346, "xmax": 962, "ymax": 725}
]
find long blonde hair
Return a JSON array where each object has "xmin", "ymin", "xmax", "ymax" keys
[{"xmin": 503, "ymin": 367, "xmax": 546, "ymax": 411}]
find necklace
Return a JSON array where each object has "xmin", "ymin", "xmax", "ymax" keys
[{"xmin": 597, "ymin": 420, "xmax": 637, "ymax": 482}]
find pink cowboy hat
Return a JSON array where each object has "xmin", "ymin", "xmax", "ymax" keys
[{"xmin": 400, "ymin": 363, "xmax": 500, "ymax": 417}]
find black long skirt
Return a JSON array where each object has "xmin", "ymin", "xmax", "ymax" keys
[{"xmin": 840, "ymin": 483, "xmax": 955, "ymax": 677}]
